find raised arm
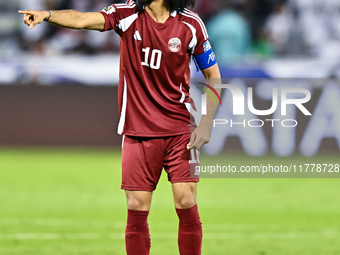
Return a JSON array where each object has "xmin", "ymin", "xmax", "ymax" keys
[{"xmin": 18, "ymin": 10, "xmax": 105, "ymax": 31}]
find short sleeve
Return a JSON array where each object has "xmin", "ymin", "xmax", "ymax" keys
[
  {"xmin": 99, "ymin": 1, "xmax": 137, "ymax": 34},
  {"xmin": 191, "ymin": 17, "xmax": 209, "ymax": 57},
  {"xmin": 188, "ymin": 13, "xmax": 217, "ymax": 70},
  {"xmin": 100, "ymin": 5, "xmax": 119, "ymax": 32}
]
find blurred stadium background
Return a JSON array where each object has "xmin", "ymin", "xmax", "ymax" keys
[{"xmin": 1, "ymin": 0, "xmax": 340, "ymax": 254}]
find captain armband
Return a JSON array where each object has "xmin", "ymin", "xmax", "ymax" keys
[{"xmin": 193, "ymin": 41, "xmax": 217, "ymax": 70}]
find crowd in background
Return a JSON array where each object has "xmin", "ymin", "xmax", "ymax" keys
[{"xmin": 1, "ymin": 0, "xmax": 340, "ymax": 65}]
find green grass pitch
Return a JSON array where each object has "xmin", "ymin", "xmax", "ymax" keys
[{"xmin": 0, "ymin": 147, "xmax": 339, "ymax": 255}]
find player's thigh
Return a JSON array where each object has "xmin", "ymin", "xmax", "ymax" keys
[
  {"xmin": 125, "ymin": 190, "xmax": 152, "ymax": 211},
  {"xmin": 121, "ymin": 136, "xmax": 164, "ymax": 192},
  {"xmin": 172, "ymin": 182, "xmax": 197, "ymax": 209},
  {"xmin": 164, "ymin": 134, "xmax": 199, "ymax": 183}
]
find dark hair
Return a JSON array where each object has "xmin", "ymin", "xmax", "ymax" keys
[
  {"xmin": 136, "ymin": 0, "xmax": 196, "ymax": 13},
  {"xmin": 164, "ymin": 0, "xmax": 196, "ymax": 12}
]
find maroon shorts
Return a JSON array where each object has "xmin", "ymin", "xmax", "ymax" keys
[{"xmin": 121, "ymin": 134, "xmax": 200, "ymax": 191}]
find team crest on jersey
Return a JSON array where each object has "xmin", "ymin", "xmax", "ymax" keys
[
  {"xmin": 168, "ymin": 38, "xmax": 182, "ymax": 53},
  {"xmin": 102, "ymin": 6, "xmax": 115, "ymax": 14}
]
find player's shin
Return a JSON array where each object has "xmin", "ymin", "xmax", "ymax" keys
[
  {"xmin": 176, "ymin": 204, "xmax": 202, "ymax": 255},
  {"xmin": 125, "ymin": 210, "xmax": 151, "ymax": 255}
]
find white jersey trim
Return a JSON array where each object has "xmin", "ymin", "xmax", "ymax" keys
[
  {"xmin": 185, "ymin": 102, "xmax": 191, "ymax": 113},
  {"xmin": 115, "ymin": 2, "xmax": 135, "ymax": 9},
  {"xmin": 181, "ymin": 21, "xmax": 197, "ymax": 54},
  {"xmin": 179, "ymin": 83, "xmax": 185, "ymax": 103},
  {"xmin": 116, "ymin": 4, "xmax": 136, "ymax": 9},
  {"xmin": 118, "ymin": 13, "xmax": 138, "ymax": 32},
  {"xmin": 181, "ymin": 9, "xmax": 208, "ymax": 40},
  {"xmin": 121, "ymin": 135, "xmax": 125, "ymax": 149},
  {"xmin": 118, "ymin": 76, "xmax": 128, "ymax": 135}
]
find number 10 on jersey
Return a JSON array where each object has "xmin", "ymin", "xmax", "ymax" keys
[{"xmin": 141, "ymin": 47, "xmax": 162, "ymax": 70}]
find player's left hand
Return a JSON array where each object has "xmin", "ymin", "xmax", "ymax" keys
[{"xmin": 188, "ymin": 124, "xmax": 211, "ymax": 150}]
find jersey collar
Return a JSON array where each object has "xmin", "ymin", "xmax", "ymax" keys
[{"xmin": 144, "ymin": 9, "xmax": 176, "ymax": 29}]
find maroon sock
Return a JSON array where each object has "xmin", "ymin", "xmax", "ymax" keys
[
  {"xmin": 125, "ymin": 210, "xmax": 150, "ymax": 255},
  {"xmin": 176, "ymin": 205, "xmax": 202, "ymax": 255}
]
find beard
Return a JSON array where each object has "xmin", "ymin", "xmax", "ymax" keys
[{"xmin": 136, "ymin": 0, "xmax": 154, "ymax": 11}]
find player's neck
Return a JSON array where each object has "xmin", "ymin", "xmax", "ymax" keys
[{"xmin": 145, "ymin": 0, "xmax": 170, "ymax": 23}]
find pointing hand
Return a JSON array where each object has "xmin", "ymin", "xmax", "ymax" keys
[{"xmin": 18, "ymin": 10, "xmax": 50, "ymax": 29}]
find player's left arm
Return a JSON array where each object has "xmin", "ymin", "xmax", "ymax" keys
[{"xmin": 189, "ymin": 63, "xmax": 221, "ymax": 150}]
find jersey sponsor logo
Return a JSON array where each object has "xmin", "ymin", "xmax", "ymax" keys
[
  {"xmin": 203, "ymin": 41, "xmax": 211, "ymax": 52},
  {"xmin": 102, "ymin": 6, "xmax": 115, "ymax": 14},
  {"xmin": 168, "ymin": 38, "xmax": 182, "ymax": 53}
]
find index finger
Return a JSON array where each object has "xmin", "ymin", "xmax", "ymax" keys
[{"xmin": 18, "ymin": 10, "xmax": 32, "ymax": 15}]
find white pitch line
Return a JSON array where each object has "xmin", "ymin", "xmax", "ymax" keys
[
  {"xmin": 0, "ymin": 218, "xmax": 313, "ymax": 232},
  {"xmin": 0, "ymin": 233, "xmax": 100, "ymax": 240},
  {"xmin": 0, "ymin": 218, "xmax": 125, "ymax": 229},
  {"xmin": 204, "ymin": 230, "xmax": 340, "ymax": 240},
  {"xmin": 0, "ymin": 218, "xmax": 260, "ymax": 231},
  {"xmin": 0, "ymin": 231, "xmax": 338, "ymax": 241},
  {"xmin": 1, "ymin": 218, "xmax": 339, "ymax": 241}
]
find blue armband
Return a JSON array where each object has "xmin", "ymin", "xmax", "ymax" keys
[{"xmin": 193, "ymin": 48, "xmax": 217, "ymax": 71}]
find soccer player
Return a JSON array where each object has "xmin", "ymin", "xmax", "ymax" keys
[{"xmin": 19, "ymin": 1, "xmax": 221, "ymax": 254}]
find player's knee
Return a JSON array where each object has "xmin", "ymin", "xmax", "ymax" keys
[
  {"xmin": 176, "ymin": 196, "xmax": 196, "ymax": 209},
  {"xmin": 127, "ymin": 196, "xmax": 150, "ymax": 211}
]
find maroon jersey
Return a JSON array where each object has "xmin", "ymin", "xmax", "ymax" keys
[{"xmin": 100, "ymin": 1, "xmax": 210, "ymax": 137}]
